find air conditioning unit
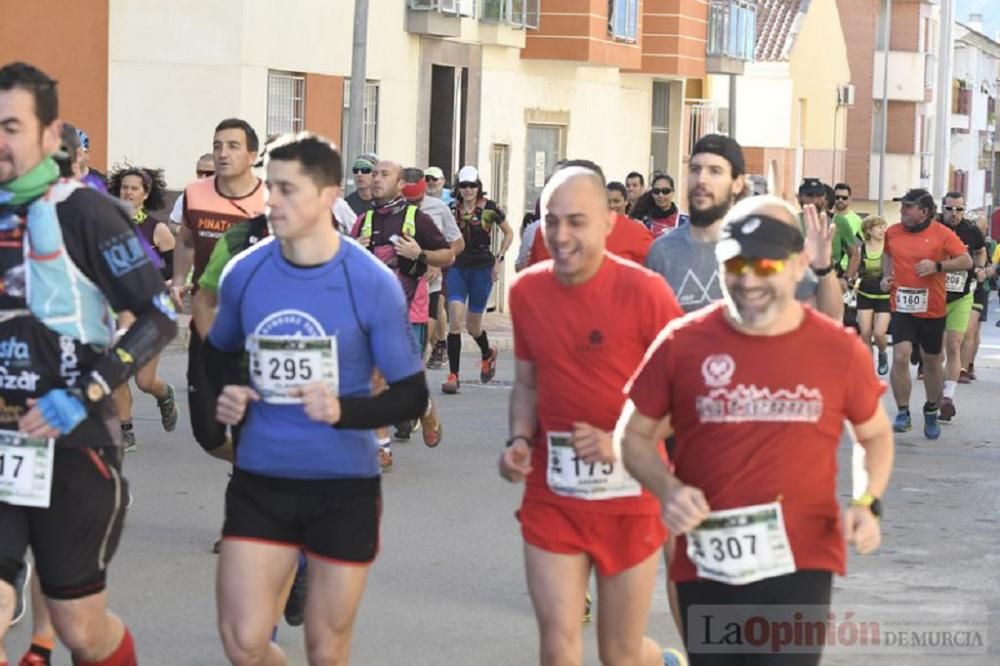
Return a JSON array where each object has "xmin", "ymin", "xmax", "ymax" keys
[
  {"xmin": 837, "ymin": 84, "xmax": 856, "ymax": 106},
  {"xmin": 440, "ymin": 0, "xmax": 458, "ymax": 13}
]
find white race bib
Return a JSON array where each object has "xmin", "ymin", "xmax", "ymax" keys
[
  {"xmin": 248, "ymin": 335, "xmax": 339, "ymax": 404},
  {"xmin": 546, "ymin": 431, "xmax": 641, "ymax": 500},
  {"xmin": 895, "ymin": 287, "xmax": 928, "ymax": 313},
  {"xmin": 0, "ymin": 430, "xmax": 55, "ymax": 508},
  {"xmin": 686, "ymin": 501, "xmax": 796, "ymax": 585},
  {"xmin": 945, "ymin": 271, "xmax": 968, "ymax": 293}
]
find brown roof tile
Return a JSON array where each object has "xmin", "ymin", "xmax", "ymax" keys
[{"xmin": 755, "ymin": 0, "xmax": 811, "ymax": 62}]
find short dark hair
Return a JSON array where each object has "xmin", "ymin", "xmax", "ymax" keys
[
  {"xmin": 834, "ymin": 182, "xmax": 852, "ymax": 195},
  {"xmin": 607, "ymin": 181, "xmax": 627, "ymax": 198},
  {"xmin": 268, "ymin": 133, "xmax": 343, "ymax": 189},
  {"xmin": 943, "ymin": 191, "xmax": 964, "ymax": 203},
  {"xmin": 214, "ymin": 118, "xmax": 260, "ymax": 153},
  {"xmin": 823, "ymin": 184, "xmax": 836, "ymax": 211},
  {"xmin": 0, "ymin": 61, "xmax": 58, "ymax": 127},
  {"xmin": 650, "ymin": 172, "xmax": 674, "ymax": 190},
  {"xmin": 559, "ymin": 159, "xmax": 606, "ymax": 186},
  {"xmin": 626, "ymin": 171, "xmax": 644, "ymax": 186}
]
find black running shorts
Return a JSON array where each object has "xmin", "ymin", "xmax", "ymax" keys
[
  {"xmin": 223, "ymin": 469, "xmax": 381, "ymax": 564},
  {"xmin": 677, "ymin": 569, "xmax": 833, "ymax": 666},
  {"xmin": 973, "ymin": 288, "xmax": 988, "ymax": 322},
  {"xmin": 857, "ymin": 294, "xmax": 890, "ymax": 313},
  {"xmin": 0, "ymin": 447, "xmax": 128, "ymax": 600},
  {"xmin": 890, "ymin": 313, "xmax": 947, "ymax": 355}
]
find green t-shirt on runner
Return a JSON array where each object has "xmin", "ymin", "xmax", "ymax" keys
[{"xmin": 198, "ymin": 214, "xmax": 270, "ymax": 293}]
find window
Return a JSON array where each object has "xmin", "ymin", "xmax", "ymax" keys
[
  {"xmin": 609, "ymin": 0, "xmax": 638, "ymax": 42},
  {"xmin": 651, "ymin": 81, "xmax": 671, "ymax": 174},
  {"xmin": 266, "ymin": 70, "xmax": 305, "ymax": 138},
  {"xmin": 341, "ymin": 79, "xmax": 380, "ymax": 156}
]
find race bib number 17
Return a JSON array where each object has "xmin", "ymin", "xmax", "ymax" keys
[{"xmin": 0, "ymin": 431, "xmax": 54, "ymax": 508}]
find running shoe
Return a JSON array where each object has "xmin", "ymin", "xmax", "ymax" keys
[
  {"xmin": 958, "ymin": 369, "xmax": 972, "ymax": 384},
  {"xmin": 923, "ymin": 410, "xmax": 941, "ymax": 440},
  {"xmin": 158, "ymin": 384, "xmax": 178, "ymax": 432},
  {"xmin": 283, "ymin": 559, "xmax": 308, "ymax": 627},
  {"xmin": 18, "ymin": 649, "xmax": 50, "ymax": 666},
  {"xmin": 378, "ymin": 446, "xmax": 393, "ymax": 469},
  {"xmin": 877, "ymin": 351, "xmax": 889, "ymax": 376},
  {"xmin": 582, "ymin": 590, "xmax": 593, "ymax": 623},
  {"xmin": 442, "ymin": 374, "xmax": 460, "ymax": 395},
  {"xmin": 481, "ymin": 346, "xmax": 498, "ymax": 384},
  {"xmin": 421, "ymin": 401, "xmax": 443, "ymax": 448},
  {"xmin": 892, "ymin": 412, "xmax": 912, "ymax": 433},
  {"xmin": 122, "ymin": 425, "xmax": 137, "ymax": 453},
  {"xmin": 663, "ymin": 647, "xmax": 688, "ymax": 665},
  {"xmin": 9, "ymin": 560, "xmax": 30, "ymax": 627},
  {"xmin": 427, "ymin": 342, "xmax": 446, "ymax": 369},
  {"xmin": 393, "ymin": 420, "xmax": 413, "ymax": 441},
  {"xmin": 938, "ymin": 397, "xmax": 956, "ymax": 422}
]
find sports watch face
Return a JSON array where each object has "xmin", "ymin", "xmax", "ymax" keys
[{"xmin": 86, "ymin": 382, "xmax": 105, "ymax": 403}]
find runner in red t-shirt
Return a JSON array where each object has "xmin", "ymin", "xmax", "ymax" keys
[
  {"xmin": 528, "ymin": 208, "xmax": 654, "ymax": 266},
  {"xmin": 881, "ymin": 188, "xmax": 972, "ymax": 439},
  {"xmin": 618, "ymin": 196, "xmax": 894, "ymax": 665},
  {"xmin": 500, "ymin": 163, "xmax": 686, "ymax": 665}
]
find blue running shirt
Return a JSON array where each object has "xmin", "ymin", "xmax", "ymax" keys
[{"xmin": 210, "ymin": 236, "xmax": 422, "ymax": 479}]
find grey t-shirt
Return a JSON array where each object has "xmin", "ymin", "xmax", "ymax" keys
[{"xmin": 644, "ymin": 224, "xmax": 817, "ymax": 313}]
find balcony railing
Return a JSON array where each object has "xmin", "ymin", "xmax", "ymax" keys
[
  {"xmin": 409, "ymin": 0, "xmax": 537, "ymax": 28},
  {"xmin": 480, "ymin": 0, "xmax": 539, "ymax": 29},
  {"xmin": 686, "ymin": 101, "xmax": 720, "ymax": 156},
  {"xmin": 707, "ymin": 0, "xmax": 756, "ymax": 61}
]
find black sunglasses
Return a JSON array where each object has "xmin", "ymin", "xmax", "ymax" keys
[
  {"xmin": 196, "ymin": 170, "xmax": 215, "ymax": 178},
  {"xmin": 651, "ymin": 187, "xmax": 673, "ymax": 195},
  {"xmin": 425, "ymin": 175, "xmax": 440, "ymax": 183},
  {"xmin": 353, "ymin": 167, "xmax": 373, "ymax": 175},
  {"xmin": 458, "ymin": 181, "xmax": 478, "ymax": 189},
  {"xmin": 835, "ymin": 195, "xmax": 849, "ymax": 200},
  {"xmin": 944, "ymin": 206, "xmax": 965, "ymax": 212}
]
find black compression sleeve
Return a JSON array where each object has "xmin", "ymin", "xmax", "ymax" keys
[
  {"xmin": 337, "ymin": 372, "xmax": 429, "ymax": 430},
  {"xmin": 83, "ymin": 304, "xmax": 177, "ymax": 395},
  {"xmin": 202, "ymin": 336, "xmax": 246, "ymax": 396}
]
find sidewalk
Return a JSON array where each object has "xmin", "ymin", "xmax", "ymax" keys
[{"xmin": 167, "ymin": 311, "xmax": 514, "ymax": 352}]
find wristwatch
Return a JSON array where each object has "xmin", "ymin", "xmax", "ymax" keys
[
  {"xmin": 505, "ymin": 435, "xmax": 532, "ymax": 448},
  {"xmin": 812, "ymin": 263, "xmax": 835, "ymax": 277},
  {"xmin": 417, "ymin": 251, "xmax": 428, "ymax": 264},
  {"xmin": 849, "ymin": 493, "xmax": 883, "ymax": 519},
  {"xmin": 935, "ymin": 261, "xmax": 943, "ymax": 273}
]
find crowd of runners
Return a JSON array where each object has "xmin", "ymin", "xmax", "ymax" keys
[{"xmin": 0, "ymin": 59, "xmax": 993, "ymax": 665}]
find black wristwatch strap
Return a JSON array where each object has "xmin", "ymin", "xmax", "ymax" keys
[{"xmin": 812, "ymin": 264, "xmax": 835, "ymax": 277}]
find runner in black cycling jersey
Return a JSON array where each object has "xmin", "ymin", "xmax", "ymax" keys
[{"xmin": 0, "ymin": 61, "xmax": 176, "ymax": 666}]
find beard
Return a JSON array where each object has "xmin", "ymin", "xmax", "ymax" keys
[{"xmin": 689, "ymin": 198, "xmax": 733, "ymax": 228}]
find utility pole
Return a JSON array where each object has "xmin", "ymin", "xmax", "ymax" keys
[
  {"xmin": 933, "ymin": 0, "xmax": 955, "ymax": 198},
  {"xmin": 347, "ymin": 0, "xmax": 370, "ymax": 191},
  {"xmin": 877, "ymin": 0, "xmax": 892, "ymax": 216}
]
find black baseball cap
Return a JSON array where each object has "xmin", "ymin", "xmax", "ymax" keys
[
  {"xmin": 691, "ymin": 134, "xmax": 745, "ymax": 176},
  {"xmin": 716, "ymin": 214, "xmax": 805, "ymax": 262},
  {"xmin": 893, "ymin": 188, "xmax": 934, "ymax": 207},
  {"xmin": 798, "ymin": 178, "xmax": 825, "ymax": 196}
]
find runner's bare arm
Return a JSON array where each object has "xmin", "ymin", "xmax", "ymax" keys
[
  {"xmin": 880, "ymin": 252, "xmax": 894, "ymax": 291},
  {"xmin": 617, "ymin": 400, "xmax": 674, "ymax": 499},
  {"xmin": 850, "ymin": 402, "xmax": 893, "ymax": 501},
  {"xmin": 813, "ymin": 272, "xmax": 845, "ymax": 320},
  {"xmin": 171, "ymin": 224, "xmax": 195, "ymax": 309},
  {"xmin": 497, "ymin": 219, "xmax": 515, "ymax": 259},
  {"xmin": 192, "ymin": 287, "xmax": 218, "ymax": 340},
  {"xmin": 500, "ymin": 359, "xmax": 537, "ymax": 482},
  {"xmin": 803, "ymin": 205, "xmax": 844, "ymax": 320}
]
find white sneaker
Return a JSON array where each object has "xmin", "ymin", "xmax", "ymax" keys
[{"xmin": 9, "ymin": 559, "xmax": 31, "ymax": 627}]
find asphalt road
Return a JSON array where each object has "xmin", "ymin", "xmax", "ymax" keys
[{"xmin": 6, "ymin": 318, "xmax": 1000, "ymax": 664}]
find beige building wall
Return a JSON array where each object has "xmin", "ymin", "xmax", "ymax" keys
[
  {"xmin": 788, "ymin": 0, "xmax": 852, "ymax": 152},
  {"xmin": 107, "ymin": 0, "xmax": 420, "ymax": 188}
]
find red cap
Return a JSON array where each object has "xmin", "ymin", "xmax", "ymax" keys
[{"xmin": 402, "ymin": 178, "xmax": 427, "ymax": 201}]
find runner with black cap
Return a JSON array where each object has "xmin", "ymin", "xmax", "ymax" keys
[
  {"xmin": 882, "ymin": 188, "xmax": 972, "ymax": 438},
  {"xmin": 620, "ymin": 194, "xmax": 894, "ymax": 665},
  {"xmin": 934, "ymin": 192, "xmax": 986, "ymax": 422}
]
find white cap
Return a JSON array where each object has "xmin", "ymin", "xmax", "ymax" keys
[{"xmin": 457, "ymin": 165, "xmax": 479, "ymax": 183}]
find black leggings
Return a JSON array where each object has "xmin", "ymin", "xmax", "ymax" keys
[
  {"xmin": 187, "ymin": 324, "xmax": 228, "ymax": 452},
  {"xmin": 677, "ymin": 570, "xmax": 833, "ymax": 666}
]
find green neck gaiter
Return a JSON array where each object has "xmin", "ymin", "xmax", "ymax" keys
[{"xmin": 0, "ymin": 157, "xmax": 60, "ymax": 207}]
